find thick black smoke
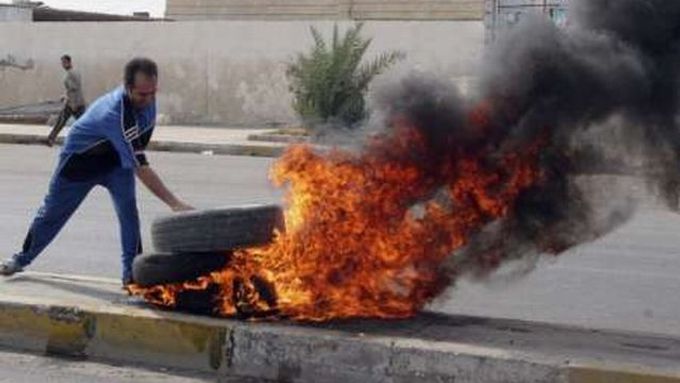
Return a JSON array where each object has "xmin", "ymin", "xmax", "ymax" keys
[
  {"xmin": 479, "ymin": 0, "xmax": 680, "ymax": 257},
  {"xmin": 372, "ymin": 0, "xmax": 680, "ymax": 276}
]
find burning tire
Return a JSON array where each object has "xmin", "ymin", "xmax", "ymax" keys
[
  {"xmin": 132, "ymin": 252, "xmax": 230, "ymax": 287},
  {"xmin": 151, "ymin": 204, "xmax": 284, "ymax": 253}
]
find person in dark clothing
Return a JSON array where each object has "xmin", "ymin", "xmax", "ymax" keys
[
  {"xmin": 47, "ymin": 55, "xmax": 87, "ymax": 147},
  {"xmin": 2, "ymin": 58, "xmax": 193, "ymax": 286}
]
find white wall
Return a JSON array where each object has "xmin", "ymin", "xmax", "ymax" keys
[{"xmin": 0, "ymin": 20, "xmax": 484, "ymax": 126}]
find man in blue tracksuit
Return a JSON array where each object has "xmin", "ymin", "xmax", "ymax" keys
[{"xmin": 0, "ymin": 58, "xmax": 192, "ymax": 285}]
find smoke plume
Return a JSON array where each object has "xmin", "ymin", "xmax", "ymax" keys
[
  {"xmin": 133, "ymin": 0, "xmax": 680, "ymax": 320},
  {"xmin": 374, "ymin": 0, "xmax": 680, "ymax": 277}
]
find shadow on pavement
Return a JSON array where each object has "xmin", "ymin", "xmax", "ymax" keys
[{"xmin": 5, "ymin": 275, "xmax": 125, "ymax": 303}]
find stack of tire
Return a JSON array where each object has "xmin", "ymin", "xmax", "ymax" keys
[{"xmin": 132, "ymin": 204, "xmax": 284, "ymax": 289}]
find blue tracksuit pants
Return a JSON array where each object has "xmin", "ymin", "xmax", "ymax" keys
[{"xmin": 13, "ymin": 163, "xmax": 141, "ymax": 281}]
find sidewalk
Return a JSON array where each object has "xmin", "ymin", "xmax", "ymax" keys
[
  {"xmin": 1, "ymin": 272, "xmax": 679, "ymax": 382},
  {"xmin": 0, "ymin": 123, "xmax": 287, "ymax": 157}
]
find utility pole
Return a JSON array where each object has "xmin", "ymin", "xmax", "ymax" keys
[{"xmin": 485, "ymin": 0, "xmax": 499, "ymax": 44}]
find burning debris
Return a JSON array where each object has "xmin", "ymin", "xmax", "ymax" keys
[{"xmin": 131, "ymin": 0, "xmax": 680, "ymax": 321}]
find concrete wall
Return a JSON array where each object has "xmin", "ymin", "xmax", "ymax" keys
[
  {"xmin": 0, "ymin": 21, "xmax": 484, "ymax": 126},
  {"xmin": 167, "ymin": 0, "xmax": 485, "ymax": 21}
]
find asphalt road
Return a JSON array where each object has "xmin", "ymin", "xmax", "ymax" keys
[
  {"xmin": 0, "ymin": 347, "xmax": 266, "ymax": 383},
  {"xmin": 1, "ymin": 144, "xmax": 679, "ymax": 338},
  {"xmin": 0, "ymin": 143, "xmax": 281, "ymax": 279}
]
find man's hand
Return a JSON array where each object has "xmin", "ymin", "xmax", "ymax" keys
[
  {"xmin": 171, "ymin": 201, "xmax": 194, "ymax": 212},
  {"xmin": 136, "ymin": 165, "xmax": 194, "ymax": 212}
]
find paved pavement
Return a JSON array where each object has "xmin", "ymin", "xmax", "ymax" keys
[{"xmin": 1, "ymin": 140, "xmax": 680, "ymax": 338}]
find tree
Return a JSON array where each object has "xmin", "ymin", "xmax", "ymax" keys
[{"xmin": 287, "ymin": 23, "xmax": 404, "ymax": 129}]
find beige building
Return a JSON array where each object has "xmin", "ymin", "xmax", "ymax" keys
[{"xmin": 166, "ymin": 0, "xmax": 484, "ymax": 21}]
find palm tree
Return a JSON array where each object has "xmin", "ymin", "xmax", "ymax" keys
[{"xmin": 287, "ymin": 23, "xmax": 405, "ymax": 129}]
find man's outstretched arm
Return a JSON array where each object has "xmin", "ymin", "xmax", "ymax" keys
[{"xmin": 136, "ymin": 165, "xmax": 193, "ymax": 212}]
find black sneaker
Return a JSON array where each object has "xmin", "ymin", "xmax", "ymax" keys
[{"xmin": 0, "ymin": 259, "xmax": 24, "ymax": 276}]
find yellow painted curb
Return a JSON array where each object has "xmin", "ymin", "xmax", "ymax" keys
[
  {"xmin": 0, "ymin": 304, "xmax": 92, "ymax": 356},
  {"xmin": 570, "ymin": 365, "xmax": 680, "ymax": 383},
  {"xmin": 0, "ymin": 301, "xmax": 228, "ymax": 373},
  {"xmin": 1, "ymin": 291, "xmax": 679, "ymax": 383},
  {"xmin": 91, "ymin": 312, "xmax": 227, "ymax": 371}
]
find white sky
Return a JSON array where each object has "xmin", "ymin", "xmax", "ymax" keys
[{"xmin": 36, "ymin": 1, "xmax": 166, "ymax": 17}]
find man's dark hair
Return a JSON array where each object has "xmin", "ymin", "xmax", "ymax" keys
[
  {"xmin": 124, "ymin": 58, "xmax": 158, "ymax": 87},
  {"xmin": 61, "ymin": 55, "xmax": 71, "ymax": 62}
]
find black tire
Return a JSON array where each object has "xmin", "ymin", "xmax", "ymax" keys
[
  {"xmin": 132, "ymin": 252, "xmax": 230, "ymax": 287},
  {"xmin": 151, "ymin": 204, "xmax": 284, "ymax": 253}
]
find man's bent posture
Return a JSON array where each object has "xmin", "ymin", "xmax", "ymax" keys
[{"xmin": 1, "ymin": 58, "xmax": 192, "ymax": 285}]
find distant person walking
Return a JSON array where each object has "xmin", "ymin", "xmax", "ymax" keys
[{"xmin": 46, "ymin": 55, "xmax": 86, "ymax": 146}]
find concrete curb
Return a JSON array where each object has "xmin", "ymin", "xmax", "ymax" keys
[
  {"xmin": 0, "ymin": 116, "xmax": 50, "ymax": 125},
  {"xmin": 0, "ymin": 130, "xmax": 647, "ymax": 173},
  {"xmin": 0, "ymin": 299, "xmax": 226, "ymax": 373},
  {"xmin": 0, "ymin": 133, "xmax": 284, "ymax": 158},
  {"xmin": 0, "ymin": 132, "xmax": 53, "ymax": 146},
  {"xmin": 147, "ymin": 141, "xmax": 284, "ymax": 157},
  {"xmin": 247, "ymin": 133, "xmax": 311, "ymax": 144},
  {"xmin": 1, "ymin": 276, "xmax": 679, "ymax": 383}
]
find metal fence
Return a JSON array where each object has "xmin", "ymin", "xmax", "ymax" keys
[{"xmin": 485, "ymin": 0, "xmax": 569, "ymax": 43}]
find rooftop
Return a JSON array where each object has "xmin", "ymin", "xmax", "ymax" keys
[{"xmin": 0, "ymin": 1, "xmax": 166, "ymax": 21}]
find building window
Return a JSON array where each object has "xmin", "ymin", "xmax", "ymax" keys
[{"xmin": 549, "ymin": 8, "xmax": 568, "ymax": 27}]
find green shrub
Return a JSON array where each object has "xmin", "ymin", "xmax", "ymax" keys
[{"xmin": 287, "ymin": 23, "xmax": 404, "ymax": 129}]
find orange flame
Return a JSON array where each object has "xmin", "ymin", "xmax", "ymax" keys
[{"xmin": 131, "ymin": 118, "xmax": 543, "ymax": 321}]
